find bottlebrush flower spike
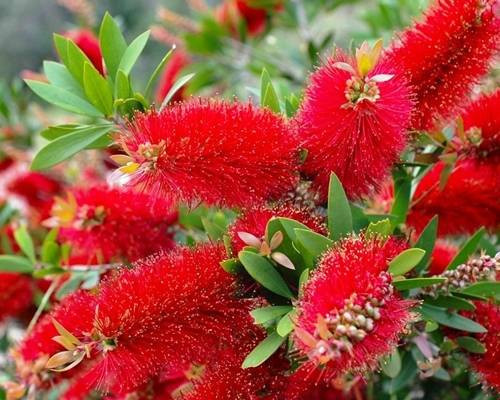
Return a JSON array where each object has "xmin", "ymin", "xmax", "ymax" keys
[
  {"xmin": 113, "ymin": 99, "xmax": 299, "ymax": 207},
  {"xmin": 407, "ymin": 157, "xmax": 500, "ymax": 236},
  {"xmin": 292, "ymin": 235, "xmax": 414, "ymax": 382},
  {"xmin": 428, "ymin": 240, "xmax": 458, "ymax": 276},
  {"xmin": 46, "ymin": 186, "xmax": 178, "ymax": 263},
  {"xmin": 0, "ymin": 273, "xmax": 33, "ymax": 322},
  {"xmin": 295, "ymin": 41, "xmax": 412, "ymax": 200},
  {"xmin": 64, "ymin": 29, "xmax": 104, "ymax": 75},
  {"xmin": 183, "ymin": 340, "xmax": 287, "ymax": 400},
  {"xmin": 456, "ymin": 89, "xmax": 500, "ymax": 156},
  {"xmin": 385, "ymin": 0, "xmax": 500, "ymax": 131},
  {"xmin": 16, "ymin": 244, "xmax": 267, "ymax": 398},
  {"xmin": 424, "ymin": 253, "xmax": 499, "ymax": 297},
  {"xmin": 466, "ymin": 302, "xmax": 500, "ymax": 392},
  {"xmin": 228, "ymin": 203, "xmax": 327, "ymax": 254}
]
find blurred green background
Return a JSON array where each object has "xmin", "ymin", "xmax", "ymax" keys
[{"xmin": 0, "ymin": 0, "xmax": 429, "ymax": 83}]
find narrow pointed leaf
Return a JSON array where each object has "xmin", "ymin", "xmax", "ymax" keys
[
  {"xmin": 414, "ymin": 216, "xmax": 439, "ymax": 274},
  {"xmin": 0, "ymin": 255, "xmax": 34, "ymax": 273},
  {"xmin": 117, "ymin": 30, "xmax": 150, "ymax": 77},
  {"xmin": 251, "ymin": 306, "xmax": 292, "ymax": 324},
  {"xmin": 99, "ymin": 12, "xmax": 128, "ymax": 80},
  {"xmin": 31, "ymin": 125, "xmax": 113, "ymax": 170},
  {"xmin": 393, "ymin": 277, "xmax": 445, "ymax": 291},
  {"xmin": 327, "ymin": 173, "xmax": 352, "ymax": 241},
  {"xmin": 294, "ymin": 228, "xmax": 332, "ymax": 259},
  {"xmin": 239, "ymin": 251, "xmax": 293, "ymax": 299},
  {"xmin": 418, "ymin": 304, "xmax": 486, "ymax": 333},
  {"xmin": 13, "ymin": 225, "xmax": 36, "ymax": 263},
  {"xmin": 447, "ymin": 227, "xmax": 485, "ymax": 270},
  {"xmin": 25, "ymin": 81, "xmax": 102, "ymax": 117},
  {"xmin": 160, "ymin": 73, "xmax": 195, "ymax": 109},
  {"xmin": 389, "ymin": 248, "xmax": 426, "ymax": 276},
  {"xmin": 242, "ymin": 332, "xmax": 286, "ymax": 368}
]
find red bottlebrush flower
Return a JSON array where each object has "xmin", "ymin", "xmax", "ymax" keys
[
  {"xmin": 428, "ymin": 240, "xmax": 458, "ymax": 276},
  {"xmin": 465, "ymin": 301, "xmax": 500, "ymax": 392},
  {"xmin": 228, "ymin": 203, "xmax": 327, "ymax": 254},
  {"xmin": 64, "ymin": 29, "xmax": 104, "ymax": 75},
  {"xmin": 0, "ymin": 163, "xmax": 62, "ymax": 221},
  {"xmin": 407, "ymin": 157, "xmax": 500, "ymax": 236},
  {"xmin": 293, "ymin": 235, "xmax": 413, "ymax": 383},
  {"xmin": 0, "ymin": 272, "xmax": 33, "ymax": 322},
  {"xmin": 155, "ymin": 49, "xmax": 191, "ymax": 104},
  {"xmin": 183, "ymin": 343, "xmax": 287, "ymax": 400},
  {"xmin": 386, "ymin": 0, "xmax": 500, "ymax": 131},
  {"xmin": 295, "ymin": 41, "xmax": 412, "ymax": 200},
  {"xmin": 17, "ymin": 244, "xmax": 268, "ymax": 398},
  {"xmin": 284, "ymin": 367, "xmax": 364, "ymax": 400},
  {"xmin": 113, "ymin": 99, "xmax": 299, "ymax": 207},
  {"xmin": 457, "ymin": 89, "xmax": 500, "ymax": 156},
  {"xmin": 48, "ymin": 186, "xmax": 177, "ymax": 263}
]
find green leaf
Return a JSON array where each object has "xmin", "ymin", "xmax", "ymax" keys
[
  {"xmin": 201, "ymin": 217, "xmax": 225, "ymax": 241},
  {"xmin": 43, "ymin": 61, "xmax": 85, "ymax": 97},
  {"xmin": 393, "ymin": 277, "xmax": 445, "ymax": 291},
  {"xmin": 42, "ymin": 242, "xmax": 61, "ymax": 265},
  {"xmin": 99, "ymin": 12, "xmax": 128, "ymax": 80},
  {"xmin": 220, "ymin": 258, "xmax": 241, "ymax": 274},
  {"xmin": 0, "ymin": 255, "xmax": 34, "ymax": 273},
  {"xmin": 391, "ymin": 171, "xmax": 411, "ymax": 227},
  {"xmin": 53, "ymin": 33, "xmax": 70, "ymax": 66},
  {"xmin": 418, "ymin": 304, "xmax": 486, "ymax": 333},
  {"xmin": 159, "ymin": 73, "xmax": 195, "ymax": 110},
  {"xmin": 285, "ymin": 94, "xmax": 299, "ymax": 117},
  {"xmin": 242, "ymin": 331, "xmax": 286, "ymax": 368},
  {"xmin": 31, "ymin": 125, "xmax": 113, "ymax": 170},
  {"xmin": 66, "ymin": 39, "xmax": 96, "ymax": 86},
  {"xmin": 413, "ymin": 216, "xmax": 438, "ymax": 274},
  {"xmin": 117, "ymin": 30, "xmax": 150, "ymax": 77},
  {"xmin": 327, "ymin": 173, "xmax": 352, "ymax": 241},
  {"xmin": 451, "ymin": 291, "xmax": 487, "ymax": 301},
  {"xmin": 447, "ymin": 227, "xmax": 485, "ymax": 270},
  {"xmin": 25, "ymin": 80, "xmax": 102, "ymax": 117},
  {"xmin": 262, "ymin": 84, "xmax": 281, "ymax": 113},
  {"xmin": 299, "ymin": 268, "xmax": 310, "ymax": 295},
  {"xmin": 365, "ymin": 218, "xmax": 392, "ymax": 239},
  {"xmin": 276, "ymin": 311, "xmax": 295, "ymax": 337},
  {"xmin": 380, "ymin": 349, "xmax": 402, "ymax": 378},
  {"xmin": 388, "ymin": 248, "xmax": 426, "ymax": 276},
  {"xmin": 13, "ymin": 225, "xmax": 36, "ymax": 263},
  {"xmin": 251, "ymin": 306, "xmax": 292, "ymax": 324},
  {"xmin": 144, "ymin": 47, "xmax": 174, "ymax": 99},
  {"xmin": 456, "ymin": 336, "xmax": 486, "ymax": 354},
  {"xmin": 239, "ymin": 251, "xmax": 294, "ymax": 299},
  {"xmin": 387, "ymin": 352, "xmax": 417, "ymax": 394},
  {"xmin": 83, "ymin": 62, "xmax": 113, "ymax": 116},
  {"xmin": 260, "ymin": 68, "xmax": 273, "ymax": 102},
  {"xmin": 460, "ymin": 282, "xmax": 500, "ymax": 298},
  {"xmin": 423, "ymin": 295, "xmax": 475, "ymax": 311},
  {"xmin": 41, "ymin": 124, "xmax": 81, "ymax": 141},
  {"xmin": 294, "ymin": 229, "xmax": 332, "ymax": 259}
]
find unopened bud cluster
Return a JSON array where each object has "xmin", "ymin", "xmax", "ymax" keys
[
  {"xmin": 282, "ymin": 181, "xmax": 323, "ymax": 214},
  {"xmin": 424, "ymin": 253, "xmax": 499, "ymax": 297},
  {"xmin": 344, "ymin": 76, "xmax": 380, "ymax": 106},
  {"xmin": 308, "ymin": 272, "xmax": 393, "ymax": 365}
]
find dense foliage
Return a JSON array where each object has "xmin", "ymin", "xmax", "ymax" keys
[{"xmin": 0, "ymin": 1, "xmax": 499, "ymax": 399}]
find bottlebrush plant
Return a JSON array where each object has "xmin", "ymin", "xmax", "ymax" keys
[{"xmin": 0, "ymin": 2, "xmax": 499, "ymax": 400}]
